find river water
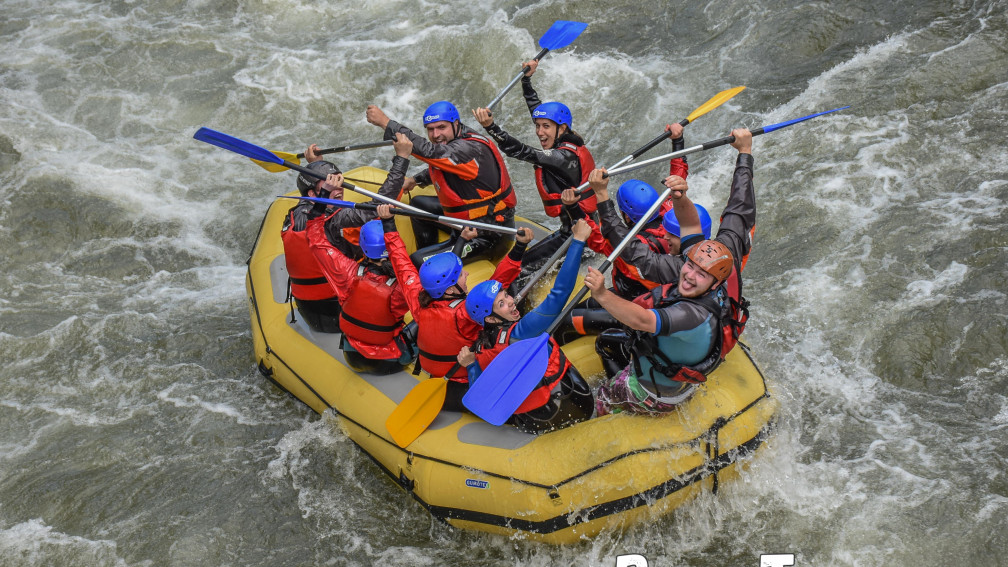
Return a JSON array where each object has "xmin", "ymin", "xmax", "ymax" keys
[{"xmin": 2, "ymin": 1, "xmax": 1007, "ymax": 565}]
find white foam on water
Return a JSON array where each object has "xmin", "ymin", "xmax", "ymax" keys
[
  {"xmin": 899, "ymin": 261, "xmax": 968, "ymax": 309},
  {"xmin": 156, "ymin": 381, "xmax": 257, "ymax": 426},
  {"xmin": 0, "ymin": 518, "xmax": 128, "ymax": 567}
]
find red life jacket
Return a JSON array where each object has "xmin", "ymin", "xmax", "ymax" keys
[
  {"xmin": 475, "ymin": 324, "xmax": 569, "ymax": 414},
  {"xmin": 416, "ymin": 298, "xmax": 472, "ymax": 382},
  {"xmin": 281, "ymin": 213, "xmax": 337, "ymax": 301},
  {"xmin": 612, "ymin": 224, "xmax": 669, "ymax": 296},
  {"xmin": 338, "ymin": 264, "xmax": 403, "ymax": 346},
  {"xmin": 631, "ymin": 265, "xmax": 749, "ymax": 382},
  {"xmin": 427, "ymin": 132, "xmax": 517, "ymax": 220},
  {"xmin": 533, "ymin": 142, "xmax": 598, "ymax": 217}
]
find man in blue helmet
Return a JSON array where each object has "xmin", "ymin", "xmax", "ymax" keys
[
  {"xmin": 308, "ymin": 219, "xmax": 417, "ymax": 375},
  {"xmin": 470, "ymin": 58, "xmax": 598, "ymax": 270},
  {"xmin": 662, "ymin": 203, "xmax": 712, "ymax": 255},
  {"xmin": 580, "ymin": 177, "xmax": 671, "ymax": 299},
  {"xmin": 366, "ymin": 101, "xmax": 517, "ymax": 267}
]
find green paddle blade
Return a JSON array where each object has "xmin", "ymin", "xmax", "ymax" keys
[{"xmin": 386, "ymin": 378, "xmax": 448, "ymax": 448}]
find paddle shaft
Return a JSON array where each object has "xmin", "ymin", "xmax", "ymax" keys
[
  {"xmin": 283, "ymin": 195, "xmax": 518, "ymax": 235},
  {"xmin": 544, "ymin": 187, "xmax": 673, "ymax": 336},
  {"xmin": 574, "ymin": 118, "xmax": 690, "ymax": 198},
  {"xmin": 296, "ymin": 140, "xmax": 394, "ymax": 159},
  {"xmin": 600, "ymin": 104, "xmax": 846, "ymax": 178},
  {"xmin": 282, "ymin": 161, "xmax": 501, "ymax": 234},
  {"xmin": 514, "ymin": 236, "xmax": 572, "ymax": 303},
  {"xmin": 487, "ymin": 47, "xmax": 548, "ymax": 110}
]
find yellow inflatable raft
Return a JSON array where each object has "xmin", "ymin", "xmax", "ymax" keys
[{"xmin": 246, "ymin": 166, "xmax": 778, "ymax": 544}]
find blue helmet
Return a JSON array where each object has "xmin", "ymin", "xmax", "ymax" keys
[
  {"xmin": 616, "ymin": 180, "xmax": 660, "ymax": 224},
  {"xmin": 419, "ymin": 252, "xmax": 463, "ymax": 298},
  {"xmin": 662, "ymin": 204, "xmax": 713, "ymax": 239},
  {"xmin": 465, "ymin": 279, "xmax": 503, "ymax": 326},
  {"xmin": 532, "ymin": 101, "xmax": 572, "ymax": 129},
  {"xmin": 423, "ymin": 101, "xmax": 460, "ymax": 125},
  {"xmin": 359, "ymin": 220, "xmax": 386, "ymax": 259}
]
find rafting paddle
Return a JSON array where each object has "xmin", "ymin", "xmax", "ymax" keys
[
  {"xmin": 193, "ymin": 127, "xmax": 474, "ymax": 231},
  {"xmin": 603, "ymin": 106, "xmax": 851, "ymax": 180},
  {"xmin": 275, "ymin": 195, "xmax": 518, "ymax": 236},
  {"xmin": 486, "ymin": 20, "xmax": 588, "ymax": 110},
  {"xmin": 385, "ymin": 377, "xmax": 448, "ymax": 448},
  {"xmin": 252, "ymin": 140, "xmax": 394, "ymax": 173},
  {"xmin": 462, "ymin": 188, "xmax": 673, "ymax": 426}
]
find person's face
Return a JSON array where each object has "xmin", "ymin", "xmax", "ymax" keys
[
  {"xmin": 663, "ymin": 231, "xmax": 682, "ymax": 255},
  {"xmin": 425, "ymin": 120, "xmax": 455, "ymax": 144},
  {"xmin": 491, "ymin": 290, "xmax": 520, "ymax": 322},
  {"xmin": 311, "ymin": 180, "xmax": 342, "ymax": 200},
  {"xmin": 678, "ymin": 259, "xmax": 716, "ymax": 298},
  {"xmin": 533, "ymin": 118, "xmax": 564, "ymax": 149},
  {"xmin": 455, "ymin": 268, "xmax": 469, "ymax": 293}
]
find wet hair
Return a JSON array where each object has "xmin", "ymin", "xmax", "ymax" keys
[
  {"xmin": 557, "ymin": 129, "xmax": 585, "ymax": 148},
  {"xmin": 363, "ymin": 257, "xmax": 395, "ymax": 278},
  {"xmin": 474, "ymin": 319, "xmax": 510, "ymax": 353},
  {"xmin": 418, "ymin": 286, "xmax": 464, "ymax": 309}
]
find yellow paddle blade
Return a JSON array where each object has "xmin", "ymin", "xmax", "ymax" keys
[
  {"xmin": 250, "ymin": 150, "xmax": 300, "ymax": 173},
  {"xmin": 685, "ymin": 86, "xmax": 746, "ymax": 124},
  {"xmin": 385, "ymin": 378, "xmax": 448, "ymax": 448}
]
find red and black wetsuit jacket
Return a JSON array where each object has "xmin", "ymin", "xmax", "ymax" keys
[
  {"xmin": 307, "ymin": 221, "xmax": 410, "ymax": 360},
  {"xmin": 584, "ymin": 209, "xmax": 670, "ymax": 298},
  {"xmin": 386, "ymin": 120, "xmax": 516, "ymax": 221},
  {"xmin": 385, "ymin": 220, "xmax": 526, "ymax": 381}
]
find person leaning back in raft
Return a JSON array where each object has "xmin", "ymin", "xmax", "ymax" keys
[
  {"xmin": 366, "ymin": 101, "xmax": 517, "ymax": 267},
  {"xmin": 378, "ymin": 203, "xmax": 534, "ymax": 411},
  {"xmin": 583, "ymin": 128, "xmax": 755, "ymax": 415},
  {"xmin": 457, "ymin": 218, "xmax": 596, "ymax": 434}
]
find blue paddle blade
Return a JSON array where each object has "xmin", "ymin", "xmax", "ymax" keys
[
  {"xmin": 462, "ymin": 333, "xmax": 550, "ymax": 426},
  {"xmin": 761, "ymin": 106, "xmax": 850, "ymax": 134},
  {"xmin": 538, "ymin": 20, "xmax": 588, "ymax": 50},
  {"xmin": 193, "ymin": 127, "xmax": 283, "ymax": 165},
  {"xmin": 276, "ymin": 195, "xmax": 359, "ymax": 208}
]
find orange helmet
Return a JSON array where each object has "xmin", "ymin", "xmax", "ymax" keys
[{"xmin": 686, "ymin": 240, "xmax": 734, "ymax": 282}]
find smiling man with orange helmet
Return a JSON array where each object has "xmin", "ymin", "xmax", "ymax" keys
[{"xmin": 583, "ymin": 128, "xmax": 755, "ymax": 415}]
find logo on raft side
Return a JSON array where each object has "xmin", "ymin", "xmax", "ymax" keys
[{"xmin": 464, "ymin": 479, "xmax": 489, "ymax": 489}]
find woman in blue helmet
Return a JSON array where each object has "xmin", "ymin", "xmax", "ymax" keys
[
  {"xmin": 376, "ymin": 205, "xmax": 534, "ymax": 411},
  {"xmin": 471, "ymin": 58, "xmax": 598, "ymax": 269},
  {"xmin": 457, "ymin": 219, "xmax": 595, "ymax": 433},
  {"xmin": 308, "ymin": 219, "xmax": 417, "ymax": 375}
]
